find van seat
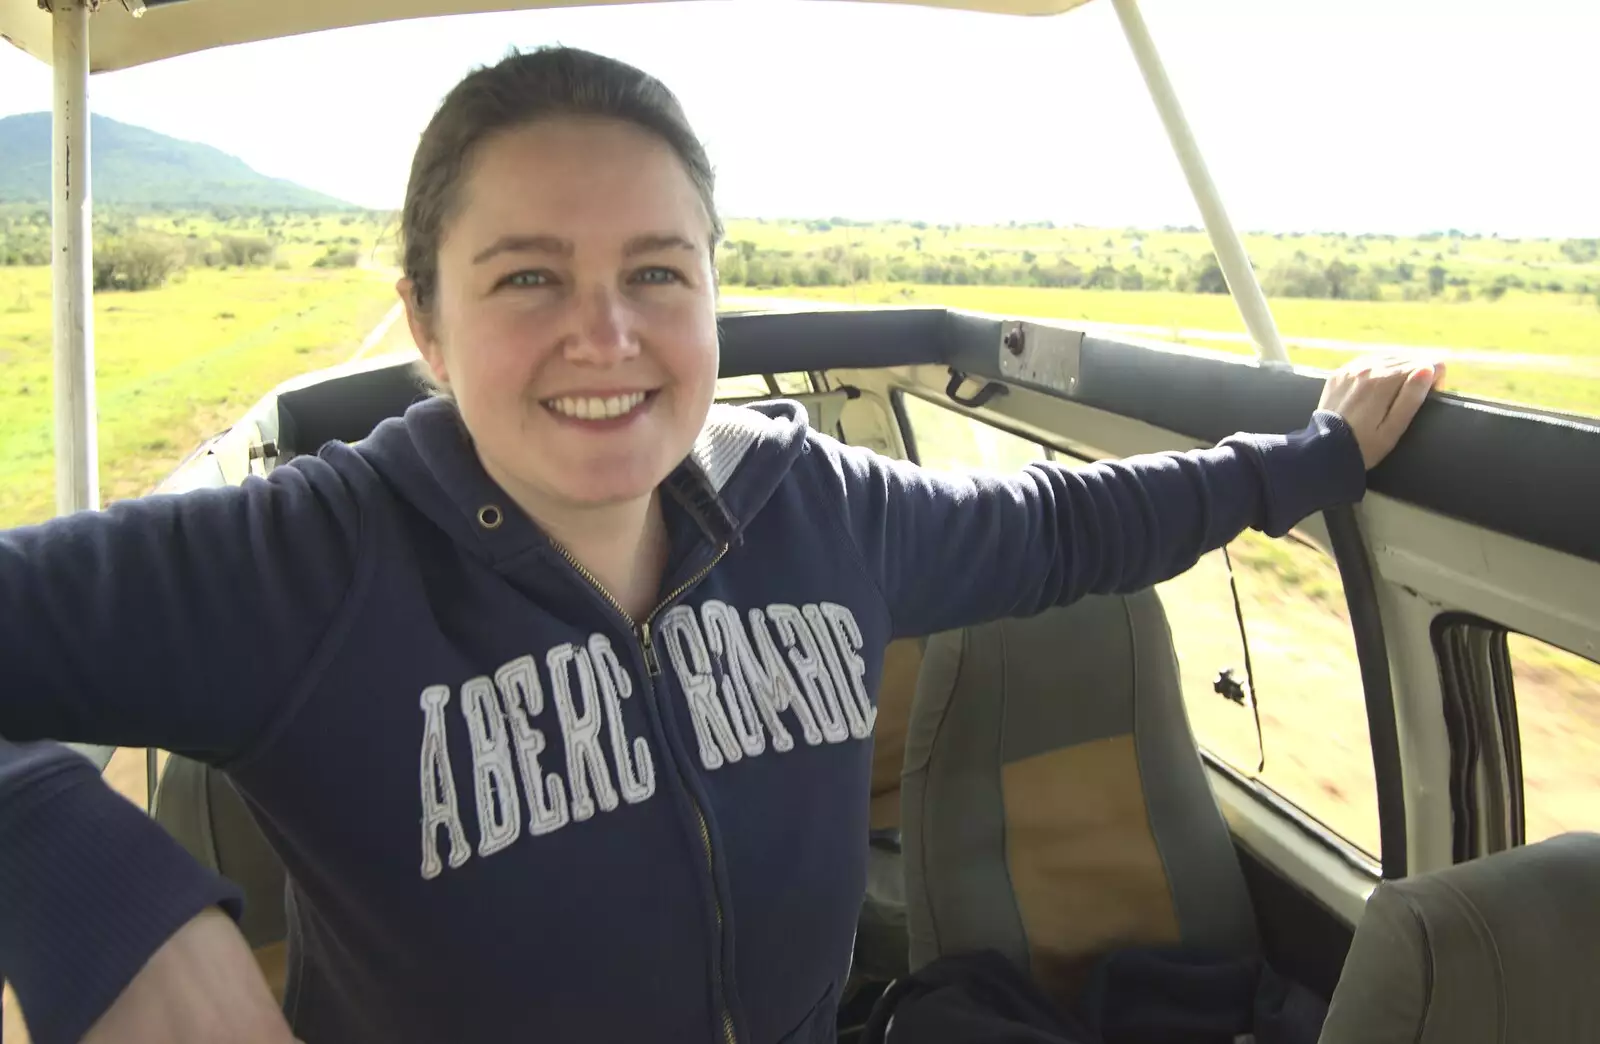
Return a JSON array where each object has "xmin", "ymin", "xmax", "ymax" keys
[
  {"xmin": 900, "ymin": 591, "xmax": 1259, "ymax": 1005},
  {"xmin": 1320, "ymin": 830, "xmax": 1600, "ymax": 1043},
  {"xmin": 150, "ymin": 755, "xmax": 289, "ymax": 997}
]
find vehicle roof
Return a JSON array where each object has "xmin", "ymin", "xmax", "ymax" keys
[{"xmin": 2, "ymin": 0, "xmax": 1093, "ymax": 73}]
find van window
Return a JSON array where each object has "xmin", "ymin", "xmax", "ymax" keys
[
  {"xmin": 1507, "ymin": 633, "xmax": 1600, "ymax": 842},
  {"xmin": 897, "ymin": 393, "xmax": 1048, "ymax": 472},
  {"xmin": 715, "ymin": 373, "xmax": 813, "ymax": 399}
]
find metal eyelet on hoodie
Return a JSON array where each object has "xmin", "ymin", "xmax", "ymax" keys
[{"xmin": 477, "ymin": 505, "xmax": 503, "ymax": 530}]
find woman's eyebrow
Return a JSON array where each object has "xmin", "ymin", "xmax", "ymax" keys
[
  {"xmin": 470, "ymin": 232, "xmax": 697, "ymax": 264},
  {"xmin": 472, "ymin": 234, "xmax": 572, "ymax": 265},
  {"xmin": 624, "ymin": 233, "xmax": 698, "ymax": 257}
]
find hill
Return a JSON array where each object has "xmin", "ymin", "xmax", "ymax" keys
[{"xmin": 0, "ymin": 112, "xmax": 352, "ymax": 209}]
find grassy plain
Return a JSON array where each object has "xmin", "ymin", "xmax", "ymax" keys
[{"xmin": 0, "ymin": 209, "xmax": 400, "ymax": 528}]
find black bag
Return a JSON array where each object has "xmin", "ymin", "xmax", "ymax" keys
[
  {"xmin": 860, "ymin": 948, "xmax": 1095, "ymax": 1044},
  {"xmin": 861, "ymin": 947, "xmax": 1327, "ymax": 1044}
]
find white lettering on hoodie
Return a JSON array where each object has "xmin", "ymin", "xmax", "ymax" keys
[{"xmin": 416, "ymin": 600, "xmax": 870, "ymax": 879}]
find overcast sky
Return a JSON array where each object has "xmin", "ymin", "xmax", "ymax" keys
[{"xmin": 1, "ymin": 0, "xmax": 1595, "ymax": 237}]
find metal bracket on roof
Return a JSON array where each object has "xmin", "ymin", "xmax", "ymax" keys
[
  {"xmin": 945, "ymin": 369, "xmax": 1008, "ymax": 409},
  {"xmin": 996, "ymin": 320, "xmax": 1083, "ymax": 398}
]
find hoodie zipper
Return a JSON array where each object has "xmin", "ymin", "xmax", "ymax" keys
[{"xmin": 547, "ymin": 539, "xmax": 736, "ymax": 1043}]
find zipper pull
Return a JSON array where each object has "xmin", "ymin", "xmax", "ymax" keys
[{"xmin": 638, "ymin": 622, "xmax": 662, "ymax": 677}]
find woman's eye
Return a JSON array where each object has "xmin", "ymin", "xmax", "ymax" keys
[
  {"xmin": 498, "ymin": 270, "xmax": 551, "ymax": 290},
  {"xmin": 633, "ymin": 266, "xmax": 684, "ymax": 285}
]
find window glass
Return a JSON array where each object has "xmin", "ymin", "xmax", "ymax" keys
[
  {"xmin": 102, "ymin": 747, "xmax": 164, "ymax": 813},
  {"xmin": 1154, "ymin": 551, "xmax": 1260, "ymax": 773},
  {"xmin": 772, "ymin": 373, "xmax": 813, "ymax": 395},
  {"xmin": 1160, "ymin": 530, "xmax": 1379, "ymax": 858},
  {"xmin": 897, "ymin": 393, "xmax": 1047, "ymax": 472},
  {"xmin": 714, "ymin": 373, "xmax": 812, "ymax": 399},
  {"xmin": 1227, "ymin": 531, "xmax": 1379, "ymax": 856},
  {"xmin": 715, "ymin": 375, "xmax": 769, "ymax": 398},
  {"xmin": 1507, "ymin": 633, "xmax": 1600, "ymax": 842}
]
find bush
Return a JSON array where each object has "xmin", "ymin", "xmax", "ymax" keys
[
  {"xmin": 93, "ymin": 233, "xmax": 186, "ymax": 292},
  {"xmin": 220, "ymin": 235, "xmax": 275, "ymax": 267},
  {"xmin": 312, "ymin": 248, "xmax": 361, "ymax": 269}
]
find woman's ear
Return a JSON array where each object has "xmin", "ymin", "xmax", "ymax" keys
[{"xmin": 397, "ymin": 276, "xmax": 449, "ymax": 387}]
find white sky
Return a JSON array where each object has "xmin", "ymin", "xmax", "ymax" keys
[{"xmin": 0, "ymin": 0, "xmax": 1595, "ymax": 237}]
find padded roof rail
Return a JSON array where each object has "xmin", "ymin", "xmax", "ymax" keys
[{"xmin": 275, "ymin": 361, "xmax": 430, "ymax": 458}]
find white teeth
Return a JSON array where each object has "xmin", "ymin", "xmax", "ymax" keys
[{"xmin": 546, "ymin": 391, "xmax": 648, "ymax": 420}]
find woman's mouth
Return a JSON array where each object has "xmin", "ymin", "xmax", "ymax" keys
[{"xmin": 541, "ymin": 389, "xmax": 657, "ymax": 426}]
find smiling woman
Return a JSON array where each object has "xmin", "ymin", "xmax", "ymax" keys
[{"xmin": 393, "ymin": 50, "xmax": 724, "ymax": 613}]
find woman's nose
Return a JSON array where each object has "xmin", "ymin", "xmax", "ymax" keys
[{"xmin": 564, "ymin": 284, "xmax": 639, "ymax": 365}]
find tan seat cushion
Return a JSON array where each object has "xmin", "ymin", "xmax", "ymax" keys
[
  {"xmin": 255, "ymin": 940, "xmax": 289, "ymax": 1005},
  {"xmin": 870, "ymin": 638, "xmax": 924, "ymax": 831}
]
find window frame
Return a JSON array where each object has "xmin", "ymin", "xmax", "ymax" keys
[{"xmin": 1434, "ymin": 611, "xmax": 1600, "ymax": 857}]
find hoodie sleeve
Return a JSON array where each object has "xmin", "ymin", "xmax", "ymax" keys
[
  {"xmin": 813, "ymin": 409, "xmax": 1367, "ymax": 640},
  {"xmin": 0, "ymin": 457, "xmax": 363, "ymax": 1044}
]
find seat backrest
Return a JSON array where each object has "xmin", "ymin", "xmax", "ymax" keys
[
  {"xmin": 1319, "ymin": 830, "xmax": 1600, "ymax": 1043},
  {"xmin": 274, "ymin": 360, "xmax": 428, "ymax": 457},
  {"xmin": 151, "ymin": 755, "xmax": 288, "ymax": 952},
  {"xmin": 900, "ymin": 591, "xmax": 1258, "ymax": 1005}
]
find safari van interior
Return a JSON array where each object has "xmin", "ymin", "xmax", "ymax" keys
[{"xmin": 3, "ymin": 0, "xmax": 1599, "ymax": 1041}]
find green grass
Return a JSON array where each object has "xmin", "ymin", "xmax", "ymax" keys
[{"xmin": 0, "ymin": 264, "xmax": 398, "ymax": 528}]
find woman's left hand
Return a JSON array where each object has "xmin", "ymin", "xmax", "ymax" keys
[{"xmin": 1317, "ymin": 354, "xmax": 1447, "ymax": 470}]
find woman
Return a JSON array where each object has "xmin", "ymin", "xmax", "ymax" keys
[{"xmin": 0, "ymin": 45, "xmax": 1440, "ymax": 1044}]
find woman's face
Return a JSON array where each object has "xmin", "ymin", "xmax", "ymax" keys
[{"xmin": 403, "ymin": 115, "xmax": 719, "ymax": 515}]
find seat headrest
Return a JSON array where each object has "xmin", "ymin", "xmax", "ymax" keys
[{"xmin": 1320, "ymin": 831, "xmax": 1600, "ymax": 1043}]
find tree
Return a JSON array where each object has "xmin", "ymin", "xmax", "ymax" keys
[
  {"xmin": 1560, "ymin": 239, "xmax": 1599, "ymax": 264},
  {"xmin": 1427, "ymin": 265, "xmax": 1447, "ymax": 296},
  {"xmin": 1085, "ymin": 264, "xmax": 1119, "ymax": 290},
  {"xmin": 1193, "ymin": 255, "xmax": 1228, "ymax": 294},
  {"xmin": 1324, "ymin": 260, "xmax": 1357, "ymax": 299}
]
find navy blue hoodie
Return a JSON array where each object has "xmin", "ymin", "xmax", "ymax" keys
[{"xmin": 0, "ymin": 394, "xmax": 1366, "ymax": 1044}]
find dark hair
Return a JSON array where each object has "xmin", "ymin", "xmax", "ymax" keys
[{"xmin": 401, "ymin": 45, "xmax": 722, "ymax": 315}]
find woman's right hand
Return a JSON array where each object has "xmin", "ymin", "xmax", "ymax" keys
[{"xmin": 80, "ymin": 907, "xmax": 301, "ymax": 1044}]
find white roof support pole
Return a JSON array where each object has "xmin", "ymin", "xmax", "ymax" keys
[
  {"xmin": 52, "ymin": 0, "xmax": 100, "ymax": 516},
  {"xmin": 1110, "ymin": 0, "xmax": 1290, "ymax": 367},
  {"xmin": 51, "ymin": 2, "xmax": 117, "ymax": 774}
]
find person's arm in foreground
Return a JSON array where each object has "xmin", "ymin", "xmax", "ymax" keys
[
  {"xmin": 1, "ymin": 462, "xmax": 360, "ymax": 1044},
  {"xmin": 815, "ymin": 355, "xmax": 1441, "ymax": 637}
]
